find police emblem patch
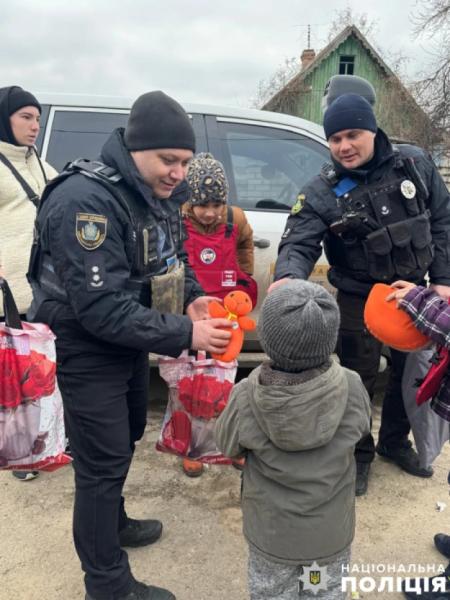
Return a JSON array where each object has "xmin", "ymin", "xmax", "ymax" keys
[
  {"xmin": 291, "ymin": 193, "xmax": 305, "ymax": 215},
  {"xmin": 200, "ymin": 247, "xmax": 216, "ymax": 264},
  {"xmin": 298, "ymin": 561, "xmax": 330, "ymax": 595},
  {"xmin": 400, "ymin": 179, "xmax": 417, "ymax": 200},
  {"xmin": 76, "ymin": 213, "xmax": 107, "ymax": 250}
]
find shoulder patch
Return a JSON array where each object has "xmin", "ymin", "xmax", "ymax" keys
[
  {"xmin": 76, "ymin": 213, "xmax": 107, "ymax": 250},
  {"xmin": 291, "ymin": 193, "xmax": 306, "ymax": 215}
]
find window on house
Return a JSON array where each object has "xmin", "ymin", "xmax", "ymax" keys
[{"xmin": 339, "ymin": 55, "xmax": 355, "ymax": 75}]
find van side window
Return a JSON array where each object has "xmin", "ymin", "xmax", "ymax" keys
[
  {"xmin": 46, "ymin": 111, "xmax": 129, "ymax": 171},
  {"xmin": 217, "ymin": 122, "xmax": 328, "ymax": 211}
]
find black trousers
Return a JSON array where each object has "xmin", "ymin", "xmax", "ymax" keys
[
  {"xmin": 336, "ymin": 291, "xmax": 411, "ymax": 464},
  {"xmin": 54, "ymin": 320, "xmax": 149, "ymax": 600}
]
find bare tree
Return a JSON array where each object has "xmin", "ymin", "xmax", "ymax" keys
[
  {"xmin": 411, "ymin": 0, "xmax": 450, "ymax": 144},
  {"xmin": 251, "ymin": 57, "xmax": 300, "ymax": 108},
  {"xmin": 326, "ymin": 6, "xmax": 378, "ymax": 42}
]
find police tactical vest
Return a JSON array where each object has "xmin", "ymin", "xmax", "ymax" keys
[
  {"xmin": 321, "ymin": 149, "xmax": 433, "ymax": 284},
  {"xmin": 28, "ymin": 159, "xmax": 185, "ymax": 307}
]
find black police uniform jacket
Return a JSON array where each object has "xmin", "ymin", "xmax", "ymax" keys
[
  {"xmin": 274, "ymin": 129, "xmax": 450, "ymax": 297},
  {"xmin": 28, "ymin": 128, "xmax": 204, "ymax": 355}
]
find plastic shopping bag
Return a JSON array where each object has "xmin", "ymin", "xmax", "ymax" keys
[
  {"xmin": 0, "ymin": 278, "xmax": 71, "ymax": 471},
  {"xmin": 402, "ymin": 348, "xmax": 450, "ymax": 469},
  {"xmin": 156, "ymin": 351, "xmax": 237, "ymax": 463}
]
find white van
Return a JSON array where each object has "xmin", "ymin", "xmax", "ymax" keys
[{"xmin": 35, "ymin": 94, "xmax": 331, "ymax": 362}]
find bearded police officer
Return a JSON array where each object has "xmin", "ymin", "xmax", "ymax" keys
[
  {"xmin": 28, "ymin": 91, "xmax": 232, "ymax": 600},
  {"xmin": 271, "ymin": 93, "xmax": 450, "ymax": 496}
]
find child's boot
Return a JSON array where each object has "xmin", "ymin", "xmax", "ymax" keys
[{"xmin": 182, "ymin": 458, "xmax": 204, "ymax": 477}]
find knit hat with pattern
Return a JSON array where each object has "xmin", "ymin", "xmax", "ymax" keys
[
  {"xmin": 259, "ymin": 280, "xmax": 340, "ymax": 371},
  {"xmin": 186, "ymin": 152, "xmax": 229, "ymax": 205}
]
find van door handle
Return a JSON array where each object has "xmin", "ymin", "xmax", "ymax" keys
[{"xmin": 253, "ymin": 237, "xmax": 271, "ymax": 248}]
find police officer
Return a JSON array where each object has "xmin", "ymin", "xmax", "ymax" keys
[
  {"xmin": 271, "ymin": 93, "xmax": 450, "ymax": 496},
  {"xmin": 28, "ymin": 91, "xmax": 232, "ymax": 600}
]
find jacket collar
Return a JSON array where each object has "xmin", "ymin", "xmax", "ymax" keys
[
  {"xmin": 182, "ymin": 202, "xmax": 227, "ymax": 233},
  {"xmin": 0, "ymin": 140, "xmax": 35, "ymax": 162}
]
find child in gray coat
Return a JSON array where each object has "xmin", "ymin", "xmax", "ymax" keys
[{"xmin": 216, "ymin": 280, "xmax": 370, "ymax": 599}]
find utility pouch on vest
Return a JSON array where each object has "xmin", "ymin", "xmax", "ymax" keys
[
  {"xmin": 365, "ymin": 228, "xmax": 394, "ymax": 281},
  {"xmin": 411, "ymin": 213, "xmax": 433, "ymax": 271},
  {"xmin": 387, "ymin": 221, "xmax": 416, "ymax": 277},
  {"xmin": 340, "ymin": 235, "xmax": 368, "ymax": 272},
  {"xmin": 150, "ymin": 261, "xmax": 185, "ymax": 315}
]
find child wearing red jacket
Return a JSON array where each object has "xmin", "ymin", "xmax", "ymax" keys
[{"xmin": 181, "ymin": 152, "xmax": 257, "ymax": 476}]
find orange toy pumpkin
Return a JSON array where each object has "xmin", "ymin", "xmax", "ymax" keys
[
  {"xmin": 364, "ymin": 283, "xmax": 429, "ymax": 351},
  {"xmin": 208, "ymin": 291, "xmax": 256, "ymax": 362}
]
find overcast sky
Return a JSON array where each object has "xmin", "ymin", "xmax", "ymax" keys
[{"xmin": 0, "ymin": 0, "xmax": 432, "ymax": 108}]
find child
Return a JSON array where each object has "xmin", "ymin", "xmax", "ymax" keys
[
  {"xmin": 183, "ymin": 152, "xmax": 257, "ymax": 307},
  {"xmin": 180, "ymin": 152, "xmax": 257, "ymax": 477},
  {"xmin": 387, "ymin": 280, "xmax": 450, "ymax": 599},
  {"xmin": 215, "ymin": 280, "xmax": 371, "ymax": 599},
  {"xmin": 387, "ymin": 280, "xmax": 450, "ymax": 424}
]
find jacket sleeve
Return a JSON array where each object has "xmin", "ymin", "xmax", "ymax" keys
[
  {"xmin": 215, "ymin": 382, "xmax": 247, "ymax": 458},
  {"xmin": 46, "ymin": 184, "xmax": 193, "ymax": 356},
  {"xmin": 419, "ymin": 154, "xmax": 450, "ymax": 285},
  {"xmin": 400, "ymin": 286, "xmax": 450, "ymax": 349},
  {"xmin": 179, "ymin": 245, "xmax": 205, "ymax": 308},
  {"xmin": 233, "ymin": 206, "xmax": 254, "ymax": 275},
  {"xmin": 274, "ymin": 187, "xmax": 328, "ymax": 281}
]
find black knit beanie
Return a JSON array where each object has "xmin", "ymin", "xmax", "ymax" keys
[
  {"xmin": 0, "ymin": 86, "xmax": 41, "ymax": 145},
  {"xmin": 124, "ymin": 91, "xmax": 195, "ymax": 152},
  {"xmin": 323, "ymin": 93, "xmax": 377, "ymax": 140}
]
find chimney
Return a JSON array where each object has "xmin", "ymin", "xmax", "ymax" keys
[{"xmin": 300, "ymin": 48, "xmax": 316, "ymax": 70}]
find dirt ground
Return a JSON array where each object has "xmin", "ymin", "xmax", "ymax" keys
[{"xmin": 1, "ymin": 368, "xmax": 449, "ymax": 600}]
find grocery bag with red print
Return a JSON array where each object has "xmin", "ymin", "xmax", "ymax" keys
[
  {"xmin": 0, "ymin": 278, "xmax": 71, "ymax": 471},
  {"xmin": 156, "ymin": 351, "xmax": 237, "ymax": 463}
]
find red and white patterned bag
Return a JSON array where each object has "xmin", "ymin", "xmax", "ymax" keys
[
  {"xmin": 156, "ymin": 351, "xmax": 237, "ymax": 464},
  {"xmin": 0, "ymin": 278, "xmax": 71, "ymax": 471}
]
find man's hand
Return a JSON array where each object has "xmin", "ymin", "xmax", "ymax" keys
[
  {"xmin": 186, "ymin": 296, "xmax": 220, "ymax": 321},
  {"xmin": 430, "ymin": 284, "xmax": 450, "ymax": 300},
  {"xmin": 267, "ymin": 278, "xmax": 292, "ymax": 294},
  {"xmin": 191, "ymin": 319, "xmax": 232, "ymax": 354},
  {"xmin": 385, "ymin": 280, "xmax": 416, "ymax": 303}
]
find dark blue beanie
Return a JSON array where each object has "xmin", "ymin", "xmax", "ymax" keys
[{"xmin": 323, "ymin": 93, "xmax": 377, "ymax": 140}]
